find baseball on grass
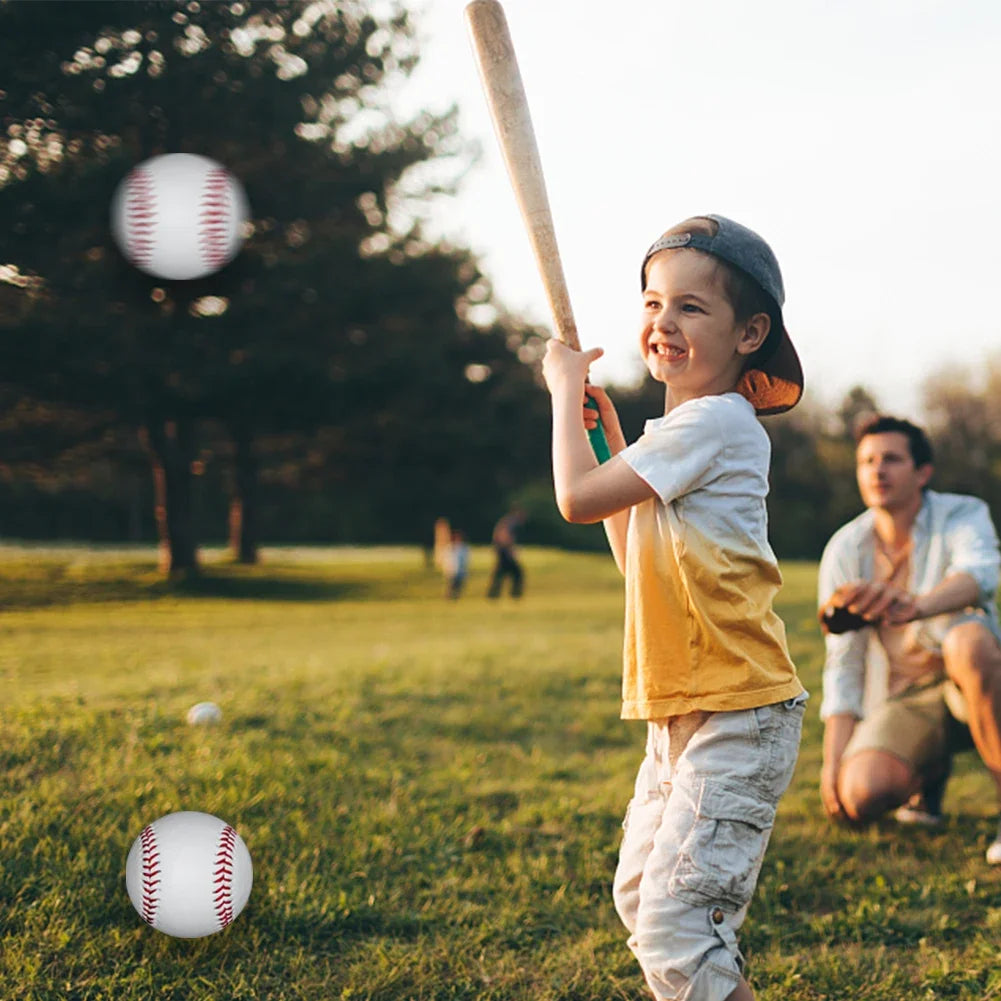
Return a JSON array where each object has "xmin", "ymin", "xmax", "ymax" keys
[
  {"xmin": 125, "ymin": 810, "xmax": 253, "ymax": 938},
  {"xmin": 186, "ymin": 701, "xmax": 223, "ymax": 725},
  {"xmin": 111, "ymin": 153, "xmax": 250, "ymax": 281}
]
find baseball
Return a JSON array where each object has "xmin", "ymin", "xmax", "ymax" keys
[
  {"xmin": 125, "ymin": 810, "xmax": 253, "ymax": 938},
  {"xmin": 186, "ymin": 701, "xmax": 223, "ymax": 725},
  {"xmin": 111, "ymin": 153, "xmax": 250, "ymax": 281}
]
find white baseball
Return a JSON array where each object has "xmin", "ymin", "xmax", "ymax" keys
[
  {"xmin": 111, "ymin": 153, "xmax": 250, "ymax": 281},
  {"xmin": 125, "ymin": 811, "xmax": 253, "ymax": 938},
  {"xmin": 186, "ymin": 701, "xmax": 223, "ymax": 725}
]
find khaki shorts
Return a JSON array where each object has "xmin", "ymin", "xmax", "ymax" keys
[
  {"xmin": 612, "ymin": 695, "xmax": 807, "ymax": 1001},
  {"xmin": 843, "ymin": 679, "xmax": 973, "ymax": 774}
]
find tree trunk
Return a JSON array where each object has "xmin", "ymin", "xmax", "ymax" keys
[
  {"xmin": 229, "ymin": 430, "xmax": 259, "ymax": 564},
  {"xmin": 142, "ymin": 418, "xmax": 199, "ymax": 578}
]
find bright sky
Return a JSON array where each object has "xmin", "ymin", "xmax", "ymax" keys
[{"xmin": 399, "ymin": 0, "xmax": 1001, "ymax": 419}]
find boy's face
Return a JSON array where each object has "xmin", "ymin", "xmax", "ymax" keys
[
  {"xmin": 856, "ymin": 431, "xmax": 932, "ymax": 512},
  {"xmin": 639, "ymin": 250, "xmax": 766, "ymax": 408}
]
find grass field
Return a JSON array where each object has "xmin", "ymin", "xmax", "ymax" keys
[{"xmin": 3, "ymin": 544, "xmax": 1001, "ymax": 1000}]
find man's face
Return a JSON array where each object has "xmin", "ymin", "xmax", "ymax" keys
[{"xmin": 856, "ymin": 431, "xmax": 932, "ymax": 512}]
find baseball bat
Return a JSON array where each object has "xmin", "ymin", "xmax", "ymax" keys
[{"xmin": 463, "ymin": 0, "xmax": 610, "ymax": 463}]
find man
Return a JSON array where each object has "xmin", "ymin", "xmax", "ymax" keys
[{"xmin": 818, "ymin": 415, "xmax": 1001, "ymax": 862}]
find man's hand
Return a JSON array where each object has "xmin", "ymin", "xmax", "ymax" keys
[
  {"xmin": 821, "ymin": 714, "xmax": 857, "ymax": 823},
  {"xmin": 882, "ymin": 589, "xmax": 924, "ymax": 624},
  {"xmin": 820, "ymin": 763, "xmax": 847, "ymax": 821},
  {"xmin": 827, "ymin": 580, "xmax": 922, "ymax": 627}
]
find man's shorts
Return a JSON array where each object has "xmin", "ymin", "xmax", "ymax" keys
[{"xmin": 842, "ymin": 679, "xmax": 973, "ymax": 774}]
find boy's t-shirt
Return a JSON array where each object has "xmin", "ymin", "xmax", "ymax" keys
[{"xmin": 617, "ymin": 392, "xmax": 803, "ymax": 719}]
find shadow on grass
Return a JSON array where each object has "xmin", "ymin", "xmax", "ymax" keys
[
  {"xmin": 276, "ymin": 907, "xmax": 430, "ymax": 952},
  {"xmin": 0, "ymin": 572, "xmax": 377, "ymax": 610},
  {"xmin": 168, "ymin": 572, "xmax": 376, "ymax": 603}
]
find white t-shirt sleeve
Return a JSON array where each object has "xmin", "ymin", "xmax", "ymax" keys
[
  {"xmin": 618, "ymin": 397, "xmax": 728, "ymax": 504},
  {"xmin": 817, "ymin": 525, "xmax": 869, "ymax": 719}
]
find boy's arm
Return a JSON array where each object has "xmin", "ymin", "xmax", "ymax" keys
[
  {"xmin": 603, "ymin": 509, "xmax": 630, "ymax": 575},
  {"xmin": 544, "ymin": 342, "xmax": 656, "ymax": 526}
]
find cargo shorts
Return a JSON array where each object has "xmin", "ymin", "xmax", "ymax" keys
[{"xmin": 613, "ymin": 694, "xmax": 806, "ymax": 1001}]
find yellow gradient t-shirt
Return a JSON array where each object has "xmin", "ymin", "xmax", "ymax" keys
[{"xmin": 618, "ymin": 393, "xmax": 803, "ymax": 719}]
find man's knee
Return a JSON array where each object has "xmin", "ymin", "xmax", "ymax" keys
[
  {"xmin": 838, "ymin": 750, "xmax": 915, "ymax": 823},
  {"xmin": 944, "ymin": 621, "xmax": 1001, "ymax": 690}
]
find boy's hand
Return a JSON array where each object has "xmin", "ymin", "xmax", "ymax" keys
[
  {"xmin": 583, "ymin": 384, "xmax": 627, "ymax": 453},
  {"xmin": 542, "ymin": 339, "xmax": 603, "ymax": 395}
]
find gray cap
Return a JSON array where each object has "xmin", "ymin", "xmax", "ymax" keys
[{"xmin": 640, "ymin": 214, "xmax": 803, "ymax": 416}]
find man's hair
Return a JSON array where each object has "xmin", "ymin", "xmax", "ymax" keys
[
  {"xmin": 855, "ymin": 414, "xmax": 934, "ymax": 468},
  {"xmin": 649, "ymin": 217, "xmax": 781, "ymax": 367}
]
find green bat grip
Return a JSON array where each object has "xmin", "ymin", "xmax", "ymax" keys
[{"xmin": 584, "ymin": 397, "xmax": 612, "ymax": 463}]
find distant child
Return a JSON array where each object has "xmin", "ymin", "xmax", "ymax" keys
[
  {"xmin": 487, "ymin": 506, "xmax": 526, "ymax": 599},
  {"xmin": 446, "ymin": 528, "xmax": 470, "ymax": 599},
  {"xmin": 542, "ymin": 215, "xmax": 807, "ymax": 1001},
  {"xmin": 432, "ymin": 516, "xmax": 452, "ymax": 573}
]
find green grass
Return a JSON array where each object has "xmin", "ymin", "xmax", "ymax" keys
[{"xmin": 2, "ymin": 545, "xmax": 1000, "ymax": 1000}]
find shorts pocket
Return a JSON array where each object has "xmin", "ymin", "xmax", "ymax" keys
[{"xmin": 669, "ymin": 780, "xmax": 776, "ymax": 910}]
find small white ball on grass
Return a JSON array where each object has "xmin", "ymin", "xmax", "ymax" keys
[{"xmin": 186, "ymin": 701, "xmax": 222, "ymax": 725}]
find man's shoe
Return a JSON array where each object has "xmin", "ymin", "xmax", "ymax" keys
[
  {"xmin": 895, "ymin": 768, "xmax": 950, "ymax": 827},
  {"xmin": 894, "ymin": 800, "xmax": 943, "ymax": 827},
  {"xmin": 987, "ymin": 820, "xmax": 1001, "ymax": 865}
]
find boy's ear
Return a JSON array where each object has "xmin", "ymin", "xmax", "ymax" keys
[{"xmin": 737, "ymin": 312, "xmax": 771, "ymax": 356}]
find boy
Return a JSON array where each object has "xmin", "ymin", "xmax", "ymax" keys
[
  {"xmin": 541, "ymin": 215, "xmax": 807, "ymax": 1001},
  {"xmin": 446, "ymin": 527, "xmax": 470, "ymax": 599}
]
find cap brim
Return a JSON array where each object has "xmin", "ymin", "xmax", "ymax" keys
[{"xmin": 735, "ymin": 325, "xmax": 803, "ymax": 416}]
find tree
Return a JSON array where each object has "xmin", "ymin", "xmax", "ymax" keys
[
  {"xmin": 0, "ymin": 1, "xmax": 547, "ymax": 572},
  {"xmin": 921, "ymin": 355, "xmax": 1001, "ymax": 524},
  {"xmin": 762, "ymin": 398, "xmax": 860, "ymax": 559},
  {"xmin": 836, "ymin": 384, "xmax": 881, "ymax": 441},
  {"xmin": 0, "ymin": 385, "xmax": 152, "ymax": 541}
]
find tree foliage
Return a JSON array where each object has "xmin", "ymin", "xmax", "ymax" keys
[
  {"xmin": 2, "ymin": 3, "xmax": 997, "ymax": 564},
  {"xmin": 921, "ymin": 355, "xmax": 1001, "ymax": 523},
  {"xmin": 0, "ymin": 0, "xmax": 552, "ymax": 568}
]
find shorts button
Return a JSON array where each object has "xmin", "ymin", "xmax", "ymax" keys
[{"xmin": 711, "ymin": 907, "xmax": 725, "ymax": 925}]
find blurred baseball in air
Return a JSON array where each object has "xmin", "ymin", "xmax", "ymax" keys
[{"xmin": 111, "ymin": 153, "xmax": 250, "ymax": 281}]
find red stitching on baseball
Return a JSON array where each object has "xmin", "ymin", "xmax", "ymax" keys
[
  {"xmin": 213, "ymin": 825, "xmax": 237, "ymax": 928},
  {"xmin": 125, "ymin": 168, "xmax": 156, "ymax": 268},
  {"xmin": 199, "ymin": 168, "xmax": 231, "ymax": 270},
  {"xmin": 139, "ymin": 825, "xmax": 160, "ymax": 925}
]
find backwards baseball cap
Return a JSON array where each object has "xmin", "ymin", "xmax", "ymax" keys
[{"xmin": 640, "ymin": 214, "xmax": 803, "ymax": 416}]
